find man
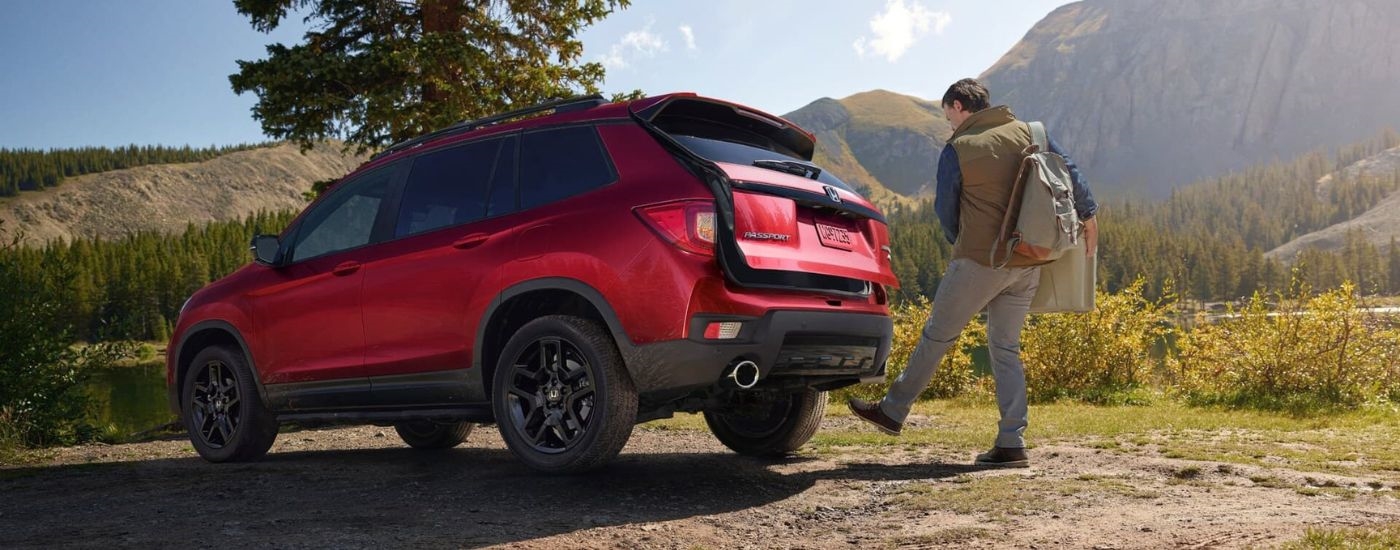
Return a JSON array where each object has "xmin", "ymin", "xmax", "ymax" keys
[{"xmin": 848, "ymin": 78, "xmax": 1098, "ymax": 467}]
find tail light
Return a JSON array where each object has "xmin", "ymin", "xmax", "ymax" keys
[
  {"xmin": 702, "ymin": 321, "xmax": 744, "ymax": 339},
  {"xmin": 635, "ymin": 200, "xmax": 716, "ymax": 255}
]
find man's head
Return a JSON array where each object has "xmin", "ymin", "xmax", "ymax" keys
[{"xmin": 942, "ymin": 78, "xmax": 990, "ymax": 128}]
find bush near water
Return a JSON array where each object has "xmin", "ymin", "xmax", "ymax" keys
[
  {"xmin": 1171, "ymin": 282, "xmax": 1400, "ymax": 411},
  {"xmin": 837, "ymin": 279, "xmax": 1400, "ymax": 413}
]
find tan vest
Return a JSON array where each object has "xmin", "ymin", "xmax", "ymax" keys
[{"xmin": 948, "ymin": 106, "xmax": 1040, "ymax": 268}]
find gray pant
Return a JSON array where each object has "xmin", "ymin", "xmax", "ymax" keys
[{"xmin": 879, "ymin": 258, "xmax": 1040, "ymax": 448}]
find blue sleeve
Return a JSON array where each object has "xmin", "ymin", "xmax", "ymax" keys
[
  {"xmin": 1047, "ymin": 135, "xmax": 1098, "ymax": 220},
  {"xmin": 934, "ymin": 144, "xmax": 961, "ymax": 244}
]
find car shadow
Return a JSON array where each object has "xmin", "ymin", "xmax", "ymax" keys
[{"xmin": 0, "ymin": 445, "xmax": 985, "ymax": 548}]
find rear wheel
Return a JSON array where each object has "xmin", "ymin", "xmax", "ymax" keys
[
  {"xmin": 181, "ymin": 345, "xmax": 279, "ymax": 462},
  {"xmin": 394, "ymin": 421, "xmax": 473, "ymax": 450},
  {"xmin": 704, "ymin": 389, "xmax": 826, "ymax": 457},
  {"xmin": 492, "ymin": 315, "xmax": 637, "ymax": 474}
]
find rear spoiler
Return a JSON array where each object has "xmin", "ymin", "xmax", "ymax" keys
[{"xmin": 634, "ymin": 97, "xmax": 817, "ymax": 161}]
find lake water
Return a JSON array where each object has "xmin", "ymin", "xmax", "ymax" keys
[{"xmin": 83, "ymin": 363, "xmax": 177, "ymax": 436}]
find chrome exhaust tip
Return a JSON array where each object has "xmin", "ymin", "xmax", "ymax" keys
[{"xmin": 727, "ymin": 360, "xmax": 760, "ymax": 389}]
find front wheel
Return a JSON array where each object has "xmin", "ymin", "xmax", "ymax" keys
[
  {"xmin": 492, "ymin": 315, "xmax": 637, "ymax": 474},
  {"xmin": 181, "ymin": 345, "xmax": 279, "ymax": 462},
  {"xmin": 704, "ymin": 389, "xmax": 827, "ymax": 457}
]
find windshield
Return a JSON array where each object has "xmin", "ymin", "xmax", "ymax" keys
[{"xmin": 673, "ymin": 135, "xmax": 855, "ymax": 192}]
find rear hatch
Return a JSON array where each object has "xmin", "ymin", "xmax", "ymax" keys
[{"xmin": 631, "ymin": 96, "xmax": 898, "ymax": 296}]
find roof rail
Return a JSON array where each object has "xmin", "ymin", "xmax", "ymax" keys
[{"xmin": 371, "ymin": 94, "xmax": 608, "ymax": 160}]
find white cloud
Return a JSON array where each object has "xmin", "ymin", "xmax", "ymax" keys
[
  {"xmin": 853, "ymin": 0, "xmax": 951, "ymax": 62},
  {"xmin": 599, "ymin": 20, "xmax": 668, "ymax": 70},
  {"xmin": 679, "ymin": 25, "xmax": 697, "ymax": 51}
]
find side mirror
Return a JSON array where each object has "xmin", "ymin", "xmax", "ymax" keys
[{"xmin": 251, "ymin": 234, "xmax": 282, "ymax": 266}]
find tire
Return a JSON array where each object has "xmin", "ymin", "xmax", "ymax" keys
[
  {"xmin": 492, "ymin": 315, "xmax": 637, "ymax": 474},
  {"xmin": 181, "ymin": 345, "xmax": 279, "ymax": 462},
  {"xmin": 704, "ymin": 388, "xmax": 827, "ymax": 457},
  {"xmin": 394, "ymin": 421, "xmax": 473, "ymax": 450}
]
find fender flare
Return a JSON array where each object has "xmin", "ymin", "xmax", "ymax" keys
[
  {"xmin": 470, "ymin": 277, "xmax": 635, "ymax": 400},
  {"xmin": 170, "ymin": 320, "xmax": 270, "ymax": 412}
]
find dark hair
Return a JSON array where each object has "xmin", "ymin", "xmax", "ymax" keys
[{"xmin": 942, "ymin": 78, "xmax": 990, "ymax": 112}]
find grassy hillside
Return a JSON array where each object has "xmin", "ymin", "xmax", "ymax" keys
[
  {"xmin": 0, "ymin": 142, "xmax": 365, "ymax": 245},
  {"xmin": 784, "ymin": 90, "xmax": 952, "ymax": 208},
  {"xmin": 0, "ymin": 143, "xmax": 271, "ymax": 197}
]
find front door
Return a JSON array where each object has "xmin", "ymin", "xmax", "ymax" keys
[{"xmin": 252, "ymin": 163, "xmax": 401, "ymax": 386}]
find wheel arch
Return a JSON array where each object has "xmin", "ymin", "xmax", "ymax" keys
[
  {"xmin": 170, "ymin": 320, "xmax": 268, "ymax": 413},
  {"xmin": 473, "ymin": 278, "xmax": 635, "ymax": 402}
]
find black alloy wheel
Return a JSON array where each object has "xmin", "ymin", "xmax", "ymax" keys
[
  {"xmin": 190, "ymin": 359, "xmax": 242, "ymax": 448},
  {"xmin": 181, "ymin": 345, "xmax": 278, "ymax": 462},
  {"xmin": 493, "ymin": 315, "xmax": 637, "ymax": 473},
  {"xmin": 504, "ymin": 337, "xmax": 597, "ymax": 454}
]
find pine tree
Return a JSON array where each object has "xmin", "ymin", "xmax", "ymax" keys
[
  {"xmin": 1389, "ymin": 236, "xmax": 1400, "ymax": 295},
  {"xmin": 230, "ymin": 0, "xmax": 633, "ymax": 153}
]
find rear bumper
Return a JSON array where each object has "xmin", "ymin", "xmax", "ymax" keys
[{"xmin": 622, "ymin": 310, "xmax": 892, "ymax": 401}]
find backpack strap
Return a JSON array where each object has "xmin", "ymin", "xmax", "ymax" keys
[{"xmin": 1028, "ymin": 121, "xmax": 1048, "ymax": 154}]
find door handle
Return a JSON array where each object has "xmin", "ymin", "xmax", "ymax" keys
[
  {"xmin": 332, "ymin": 261, "xmax": 361, "ymax": 276},
  {"xmin": 452, "ymin": 233, "xmax": 491, "ymax": 250}
]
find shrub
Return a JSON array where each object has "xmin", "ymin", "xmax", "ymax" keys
[
  {"xmin": 0, "ymin": 224, "xmax": 126, "ymax": 449},
  {"xmin": 1169, "ymin": 282, "xmax": 1400, "ymax": 411},
  {"xmin": 1020, "ymin": 279, "xmax": 1177, "ymax": 404},
  {"xmin": 135, "ymin": 343, "xmax": 158, "ymax": 362},
  {"xmin": 835, "ymin": 297, "xmax": 986, "ymax": 402}
]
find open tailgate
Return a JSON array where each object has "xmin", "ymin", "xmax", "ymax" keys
[{"xmin": 632, "ymin": 95, "xmax": 898, "ymax": 295}]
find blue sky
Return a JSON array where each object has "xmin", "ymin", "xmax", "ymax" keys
[{"xmin": 0, "ymin": 0, "xmax": 1071, "ymax": 149}]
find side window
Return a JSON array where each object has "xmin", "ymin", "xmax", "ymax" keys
[
  {"xmin": 518, "ymin": 126, "xmax": 615, "ymax": 210},
  {"xmin": 396, "ymin": 139, "xmax": 499, "ymax": 237},
  {"xmin": 291, "ymin": 167, "xmax": 394, "ymax": 262},
  {"xmin": 486, "ymin": 135, "xmax": 518, "ymax": 218}
]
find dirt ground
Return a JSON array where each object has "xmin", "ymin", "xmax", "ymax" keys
[{"xmin": 3, "ymin": 414, "xmax": 1398, "ymax": 549}]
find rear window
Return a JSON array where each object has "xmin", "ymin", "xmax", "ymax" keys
[
  {"xmin": 673, "ymin": 135, "xmax": 854, "ymax": 191},
  {"xmin": 519, "ymin": 126, "xmax": 616, "ymax": 210},
  {"xmin": 395, "ymin": 139, "xmax": 501, "ymax": 237}
]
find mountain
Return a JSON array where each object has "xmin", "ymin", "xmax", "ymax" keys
[
  {"xmin": 980, "ymin": 0, "xmax": 1400, "ymax": 196},
  {"xmin": 1267, "ymin": 145, "xmax": 1400, "ymax": 260},
  {"xmin": 783, "ymin": 90, "xmax": 951, "ymax": 205},
  {"xmin": 0, "ymin": 143, "xmax": 366, "ymax": 245}
]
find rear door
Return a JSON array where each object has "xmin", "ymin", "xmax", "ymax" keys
[
  {"xmin": 635, "ymin": 97, "xmax": 898, "ymax": 294},
  {"xmin": 359, "ymin": 135, "xmax": 518, "ymax": 389}
]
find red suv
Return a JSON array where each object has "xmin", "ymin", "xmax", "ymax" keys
[{"xmin": 167, "ymin": 94, "xmax": 897, "ymax": 473}]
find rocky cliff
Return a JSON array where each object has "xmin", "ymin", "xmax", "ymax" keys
[
  {"xmin": 1268, "ymin": 145, "xmax": 1400, "ymax": 259},
  {"xmin": 981, "ymin": 0, "xmax": 1400, "ymax": 196}
]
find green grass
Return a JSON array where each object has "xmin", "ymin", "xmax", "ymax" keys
[
  {"xmin": 645, "ymin": 398, "xmax": 1400, "ymax": 480},
  {"xmin": 1283, "ymin": 523, "xmax": 1400, "ymax": 549}
]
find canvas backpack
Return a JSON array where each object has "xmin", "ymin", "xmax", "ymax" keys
[{"xmin": 991, "ymin": 121, "xmax": 1082, "ymax": 269}]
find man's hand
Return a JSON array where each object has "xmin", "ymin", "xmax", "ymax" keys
[{"xmin": 1083, "ymin": 217, "xmax": 1098, "ymax": 257}]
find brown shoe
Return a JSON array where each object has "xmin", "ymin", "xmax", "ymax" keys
[
  {"xmin": 847, "ymin": 398, "xmax": 902, "ymax": 436},
  {"xmin": 975, "ymin": 446, "xmax": 1029, "ymax": 468}
]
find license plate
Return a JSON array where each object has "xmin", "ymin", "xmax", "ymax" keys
[{"xmin": 815, "ymin": 222, "xmax": 854, "ymax": 251}]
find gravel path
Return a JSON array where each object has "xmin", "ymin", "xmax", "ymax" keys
[{"xmin": 3, "ymin": 417, "xmax": 1398, "ymax": 549}]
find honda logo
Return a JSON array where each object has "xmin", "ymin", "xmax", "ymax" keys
[{"xmin": 824, "ymin": 185, "xmax": 841, "ymax": 203}]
